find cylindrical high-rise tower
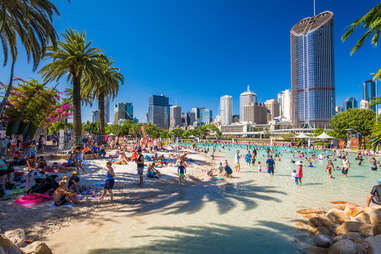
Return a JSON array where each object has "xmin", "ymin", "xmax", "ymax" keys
[{"xmin": 291, "ymin": 11, "xmax": 335, "ymax": 128}]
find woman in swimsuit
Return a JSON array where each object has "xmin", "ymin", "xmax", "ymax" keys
[{"xmin": 326, "ymin": 160, "xmax": 334, "ymax": 179}]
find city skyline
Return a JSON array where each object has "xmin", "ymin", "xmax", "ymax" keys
[{"xmin": 0, "ymin": 0, "xmax": 378, "ymax": 123}]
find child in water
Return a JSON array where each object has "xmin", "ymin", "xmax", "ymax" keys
[
  {"xmin": 292, "ymin": 170, "xmax": 298, "ymax": 185},
  {"xmin": 257, "ymin": 161, "xmax": 262, "ymax": 173}
]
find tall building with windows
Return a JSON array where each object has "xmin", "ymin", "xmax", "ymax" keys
[
  {"xmin": 264, "ymin": 99, "xmax": 280, "ymax": 120},
  {"xmin": 186, "ymin": 111, "xmax": 196, "ymax": 126},
  {"xmin": 291, "ymin": 11, "xmax": 335, "ymax": 128},
  {"xmin": 220, "ymin": 95, "xmax": 233, "ymax": 125},
  {"xmin": 363, "ymin": 80, "xmax": 376, "ymax": 111},
  {"xmin": 147, "ymin": 95, "xmax": 170, "ymax": 130},
  {"xmin": 277, "ymin": 89, "xmax": 292, "ymax": 121},
  {"xmin": 242, "ymin": 103, "xmax": 267, "ymax": 124},
  {"xmin": 114, "ymin": 102, "xmax": 133, "ymax": 124},
  {"xmin": 192, "ymin": 107, "xmax": 201, "ymax": 122},
  {"xmin": 170, "ymin": 105, "xmax": 182, "ymax": 129},
  {"xmin": 240, "ymin": 85, "xmax": 257, "ymax": 122},
  {"xmin": 344, "ymin": 97, "xmax": 358, "ymax": 111},
  {"xmin": 199, "ymin": 108, "xmax": 212, "ymax": 125},
  {"xmin": 91, "ymin": 110, "xmax": 99, "ymax": 123}
]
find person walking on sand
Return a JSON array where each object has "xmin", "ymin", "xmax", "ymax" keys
[
  {"xmin": 136, "ymin": 149, "xmax": 144, "ymax": 186},
  {"xmin": 266, "ymin": 155, "xmax": 275, "ymax": 175},
  {"xmin": 234, "ymin": 150, "xmax": 241, "ymax": 173},
  {"xmin": 178, "ymin": 160, "xmax": 186, "ymax": 184},
  {"xmin": 99, "ymin": 161, "xmax": 115, "ymax": 202}
]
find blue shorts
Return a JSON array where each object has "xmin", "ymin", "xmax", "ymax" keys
[
  {"xmin": 137, "ymin": 167, "xmax": 144, "ymax": 176},
  {"xmin": 268, "ymin": 167, "xmax": 274, "ymax": 174},
  {"xmin": 104, "ymin": 179, "xmax": 114, "ymax": 190}
]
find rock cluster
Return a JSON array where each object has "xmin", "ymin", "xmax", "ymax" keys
[
  {"xmin": 0, "ymin": 229, "xmax": 53, "ymax": 254},
  {"xmin": 297, "ymin": 203, "xmax": 381, "ymax": 254}
]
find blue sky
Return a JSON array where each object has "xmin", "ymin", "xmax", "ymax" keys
[{"xmin": 0, "ymin": 0, "xmax": 380, "ymax": 122}]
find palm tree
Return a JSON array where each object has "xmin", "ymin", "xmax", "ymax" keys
[
  {"xmin": 342, "ymin": 2, "xmax": 381, "ymax": 79},
  {"xmin": 0, "ymin": 0, "xmax": 61, "ymax": 117},
  {"xmin": 82, "ymin": 54, "xmax": 124, "ymax": 143},
  {"xmin": 39, "ymin": 28, "xmax": 103, "ymax": 144}
]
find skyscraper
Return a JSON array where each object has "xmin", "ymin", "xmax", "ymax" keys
[
  {"xmin": 264, "ymin": 99, "xmax": 280, "ymax": 120},
  {"xmin": 125, "ymin": 103, "xmax": 133, "ymax": 120},
  {"xmin": 199, "ymin": 108, "xmax": 212, "ymax": 125},
  {"xmin": 114, "ymin": 103, "xmax": 126, "ymax": 124},
  {"xmin": 104, "ymin": 95, "xmax": 111, "ymax": 123},
  {"xmin": 291, "ymin": 11, "xmax": 335, "ymax": 128},
  {"xmin": 240, "ymin": 85, "xmax": 257, "ymax": 122},
  {"xmin": 344, "ymin": 97, "xmax": 358, "ymax": 111},
  {"xmin": 192, "ymin": 107, "xmax": 201, "ymax": 122},
  {"xmin": 170, "ymin": 105, "xmax": 182, "ymax": 129},
  {"xmin": 147, "ymin": 95, "xmax": 170, "ymax": 130},
  {"xmin": 91, "ymin": 110, "xmax": 99, "ymax": 123},
  {"xmin": 220, "ymin": 95, "xmax": 233, "ymax": 125},
  {"xmin": 363, "ymin": 80, "xmax": 376, "ymax": 111},
  {"xmin": 277, "ymin": 89, "xmax": 292, "ymax": 121},
  {"xmin": 242, "ymin": 103, "xmax": 267, "ymax": 124}
]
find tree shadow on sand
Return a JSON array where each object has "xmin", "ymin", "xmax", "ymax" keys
[
  {"xmin": 107, "ymin": 175, "xmax": 287, "ymax": 215},
  {"xmin": 87, "ymin": 221, "xmax": 310, "ymax": 254}
]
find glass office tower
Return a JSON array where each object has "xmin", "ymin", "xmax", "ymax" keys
[
  {"xmin": 291, "ymin": 11, "xmax": 335, "ymax": 128},
  {"xmin": 363, "ymin": 80, "xmax": 376, "ymax": 111}
]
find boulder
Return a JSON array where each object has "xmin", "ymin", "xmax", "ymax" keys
[
  {"xmin": 359, "ymin": 224, "xmax": 375, "ymax": 237},
  {"xmin": 327, "ymin": 239, "xmax": 358, "ymax": 254},
  {"xmin": 354, "ymin": 213, "xmax": 371, "ymax": 224},
  {"xmin": 303, "ymin": 246, "xmax": 329, "ymax": 254},
  {"xmin": 0, "ymin": 234, "xmax": 24, "ymax": 254},
  {"xmin": 365, "ymin": 235, "xmax": 381, "ymax": 254},
  {"xmin": 374, "ymin": 224, "xmax": 381, "ymax": 235},
  {"xmin": 22, "ymin": 241, "xmax": 53, "ymax": 254},
  {"xmin": 296, "ymin": 221, "xmax": 318, "ymax": 234},
  {"xmin": 314, "ymin": 234, "xmax": 334, "ymax": 248},
  {"xmin": 334, "ymin": 232, "xmax": 363, "ymax": 243},
  {"xmin": 344, "ymin": 206, "xmax": 363, "ymax": 218},
  {"xmin": 333, "ymin": 204, "xmax": 346, "ymax": 211},
  {"xmin": 316, "ymin": 226, "xmax": 335, "ymax": 237},
  {"xmin": 336, "ymin": 222, "xmax": 363, "ymax": 235},
  {"xmin": 309, "ymin": 217, "xmax": 336, "ymax": 232},
  {"xmin": 327, "ymin": 209, "xmax": 348, "ymax": 225},
  {"xmin": 4, "ymin": 229, "xmax": 26, "ymax": 247},
  {"xmin": 370, "ymin": 209, "xmax": 381, "ymax": 226}
]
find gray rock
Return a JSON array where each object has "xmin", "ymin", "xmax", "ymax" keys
[
  {"xmin": 328, "ymin": 239, "xmax": 358, "ymax": 254},
  {"xmin": 314, "ymin": 234, "xmax": 333, "ymax": 248},
  {"xmin": 365, "ymin": 235, "xmax": 381, "ymax": 254}
]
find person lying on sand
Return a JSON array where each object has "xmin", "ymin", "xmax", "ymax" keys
[{"xmin": 54, "ymin": 180, "xmax": 80, "ymax": 206}]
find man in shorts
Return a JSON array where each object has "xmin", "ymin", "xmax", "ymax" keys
[
  {"xmin": 266, "ymin": 155, "xmax": 275, "ymax": 175},
  {"xmin": 367, "ymin": 178, "xmax": 381, "ymax": 207},
  {"xmin": 136, "ymin": 149, "xmax": 144, "ymax": 186}
]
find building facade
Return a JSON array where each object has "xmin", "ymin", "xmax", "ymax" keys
[
  {"xmin": 199, "ymin": 108, "xmax": 212, "ymax": 125},
  {"xmin": 114, "ymin": 102, "xmax": 133, "ymax": 124},
  {"xmin": 91, "ymin": 110, "xmax": 99, "ymax": 123},
  {"xmin": 363, "ymin": 80, "xmax": 376, "ymax": 111},
  {"xmin": 170, "ymin": 105, "xmax": 182, "ymax": 129},
  {"xmin": 240, "ymin": 85, "xmax": 257, "ymax": 122},
  {"xmin": 186, "ymin": 111, "xmax": 196, "ymax": 126},
  {"xmin": 344, "ymin": 97, "xmax": 358, "ymax": 111},
  {"xmin": 335, "ymin": 105, "xmax": 344, "ymax": 113},
  {"xmin": 147, "ymin": 95, "xmax": 170, "ymax": 130},
  {"xmin": 242, "ymin": 103, "xmax": 267, "ymax": 124},
  {"xmin": 264, "ymin": 99, "xmax": 280, "ymax": 120},
  {"xmin": 291, "ymin": 11, "xmax": 335, "ymax": 128},
  {"xmin": 360, "ymin": 100, "xmax": 369, "ymax": 109},
  {"xmin": 220, "ymin": 95, "xmax": 233, "ymax": 125},
  {"xmin": 277, "ymin": 89, "xmax": 292, "ymax": 121}
]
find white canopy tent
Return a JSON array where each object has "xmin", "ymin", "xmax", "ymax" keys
[
  {"xmin": 316, "ymin": 132, "xmax": 334, "ymax": 139},
  {"xmin": 295, "ymin": 133, "xmax": 309, "ymax": 139}
]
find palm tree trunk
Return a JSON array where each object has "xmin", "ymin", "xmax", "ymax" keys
[
  {"xmin": 98, "ymin": 92, "xmax": 105, "ymax": 144},
  {"xmin": 0, "ymin": 59, "xmax": 16, "ymax": 117},
  {"xmin": 72, "ymin": 75, "xmax": 82, "ymax": 145}
]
